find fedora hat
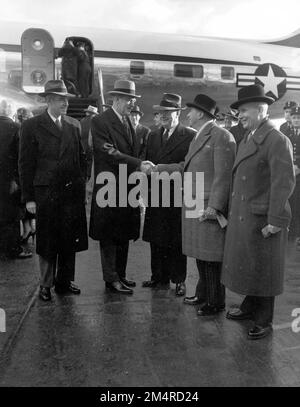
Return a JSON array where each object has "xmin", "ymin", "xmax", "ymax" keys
[
  {"xmin": 186, "ymin": 94, "xmax": 217, "ymax": 119},
  {"xmin": 153, "ymin": 93, "xmax": 185, "ymax": 111},
  {"xmin": 284, "ymin": 101, "xmax": 297, "ymax": 110},
  {"xmin": 39, "ymin": 80, "xmax": 75, "ymax": 97},
  {"xmin": 84, "ymin": 105, "xmax": 98, "ymax": 114},
  {"xmin": 108, "ymin": 79, "xmax": 141, "ymax": 98},
  {"xmin": 231, "ymin": 84, "xmax": 274, "ymax": 109},
  {"xmin": 130, "ymin": 105, "xmax": 143, "ymax": 116},
  {"xmin": 222, "ymin": 109, "xmax": 239, "ymax": 120}
]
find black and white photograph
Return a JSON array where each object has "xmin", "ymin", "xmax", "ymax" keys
[{"xmin": 1, "ymin": 0, "xmax": 300, "ymax": 393}]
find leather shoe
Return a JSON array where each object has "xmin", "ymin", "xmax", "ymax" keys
[
  {"xmin": 175, "ymin": 282, "xmax": 186, "ymax": 296},
  {"xmin": 120, "ymin": 277, "xmax": 136, "ymax": 287},
  {"xmin": 39, "ymin": 286, "xmax": 51, "ymax": 301},
  {"xmin": 197, "ymin": 303, "xmax": 225, "ymax": 316},
  {"xmin": 183, "ymin": 296, "xmax": 204, "ymax": 306},
  {"xmin": 226, "ymin": 308, "xmax": 253, "ymax": 320},
  {"xmin": 247, "ymin": 324, "xmax": 272, "ymax": 340},
  {"xmin": 142, "ymin": 280, "xmax": 159, "ymax": 288},
  {"xmin": 105, "ymin": 281, "xmax": 133, "ymax": 294},
  {"xmin": 55, "ymin": 282, "xmax": 81, "ymax": 295}
]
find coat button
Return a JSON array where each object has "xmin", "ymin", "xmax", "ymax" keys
[
  {"xmin": 239, "ymin": 216, "xmax": 244, "ymax": 221},
  {"xmin": 241, "ymin": 176, "xmax": 246, "ymax": 181},
  {"xmin": 241, "ymin": 195, "xmax": 245, "ymax": 201},
  {"xmin": 232, "ymin": 192, "xmax": 235, "ymax": 197}
]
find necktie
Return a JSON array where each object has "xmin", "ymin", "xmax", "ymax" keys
[
  {"xmin": 122, "ymin": 116, "xmax": 132, "ymax": 144},
  {"xmin": 162, "ymin": 128, "xmax": 170, "ymax": 147},
  {"xmin": 55, "ymin": 118, "xmax": 62, "ymax": 130}
]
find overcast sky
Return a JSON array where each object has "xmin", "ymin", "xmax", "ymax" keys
[{"xmin": 1, "ymin": 0, "xmax": 300, "ymax": 40}]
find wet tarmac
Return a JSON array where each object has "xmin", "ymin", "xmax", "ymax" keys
[{"xmin": 0, "ymin": 235, "xmax": 300, "ymax": 387}]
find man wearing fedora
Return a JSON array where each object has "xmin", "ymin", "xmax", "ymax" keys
[
  {"xmin": 80, "ymin": 105, "xmax": 98, "ymax": 180},
  {"xmin": 222, "ymin": 84, "xmax": 295, "ymax": 339},
  {"xmin": 90, "ymin": 79, "xmax": 147, "ymax": 294},
  {"xmin": 142, "ymin": 93, "xmax": 196, "ymax": 296},
  {"xmin": 151, "ymin": 94, "xmax": 236, "ymax": 313},
  {"xmin": 129, "ymin": 106, "xmax": 150, "ymax": 159},
  {"xmin": 19, "ymin": 80, "xmax": 88, "ymax": 301}
]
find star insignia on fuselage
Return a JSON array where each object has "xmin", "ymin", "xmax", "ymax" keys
[{"xmin": 236, "ymin": 63, "xmax": 300, "ymax": 101}]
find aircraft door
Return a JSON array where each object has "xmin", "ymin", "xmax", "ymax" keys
[{"xmin": 21, "ymin": 28, "xmax": 55, "ymax": 93}]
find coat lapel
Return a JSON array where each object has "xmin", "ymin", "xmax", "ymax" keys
[
  {"xmin": 184, "ymin": 121, "xmax": 214, "ymax": 169},
  {"xmin": 232, "ymin": 119, "xmax": 274, "ymax": 171},
  {"xmin": 39, "ymin": 111, "xmax": 63, "ymax": 139},
  {"xmin": 157, "ymin": 124, "xmax": 189, "ymax": 161},
  {"xmin": 59, "ymin": 117, "xmax": 73, "ymax": 158}
]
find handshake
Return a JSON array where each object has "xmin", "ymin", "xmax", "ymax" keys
[{"xmin": 140, "ymin": 161, "xmax": 157, "ymax": 175}]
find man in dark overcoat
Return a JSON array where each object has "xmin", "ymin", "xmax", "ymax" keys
[
  {"xmin": 0, "ymin": 100, "xmax": 24, "ymax": 258},
  {"xmin": 142, "ymin": 93, "xmax": 196, "ymax": 296},
  {"xmin": 129, "ymin": 106, "xmax": 150, "ymax": 159},
  {"xmin": 58, "ymin": 38, "xmax": 80, "ymax": 96},
  {"xmin": 90, "ymin": 80, "xmax": 146, "ymax": 294},
  {"xmin": 279, "ymin": 101, "xmax": 297, "ymax": 138},
  {"xmin": 19, "ymin": 80, "xmax": 88, "ymax": 301},
  {"xmin": 222, "ymin": 84, "xmax": 295, "ymax": 340}
]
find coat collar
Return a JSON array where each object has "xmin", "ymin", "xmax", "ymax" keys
[
  {"xmin": 40, "ymin": 111, "xmax": 63, "ymax": 139},
  {"xmin": 232, "ymin": 118, "xmax": 274, "ymax": 171},
  {"xmin": 184, "ymin": 121, "xmax": 215, "ymax": 169},
  {"xmin": 157, "ymin": 123, "xmax": 190, "ymax": 161}
]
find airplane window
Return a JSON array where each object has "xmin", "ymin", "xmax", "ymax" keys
[
  {"xmin": 174, "ymin": 64, "xmax": 203, "ymax": 78},
  {"xmin": 221, "ymin": 66, "xmax": 234, "ymax": 80},
  {"xmin": 130, "ymin": 61, "xmax": 145, "ymax": 75}
]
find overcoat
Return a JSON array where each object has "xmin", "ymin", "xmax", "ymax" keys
[
  {"xmin": 143, "ymin": 124, "xmax": 195, "ymax": 248},
  {"xmin": 182, "ymin": 122, "xmax": 236, "ymax": 261},
  {"xmin": 280, "ymin": 121, "xmax": 294, "ymax": 139},
  {"xmin": 154, "ymin": 122, "xmax": 236, "ymax": 260},
  {"xmin": 89, "ymin": 108, "xmax": 142, "ymax": 243},
  {"xmin": 0, "ymin": 116, "xmax": 20, "ymax": 223},
  {"xmin": 19, "ymin": 111, "xmax": 88, "ymax": 258},
  {"xmin": 221, "ymin": 119, "xmax": 295, "ymax": 296}
]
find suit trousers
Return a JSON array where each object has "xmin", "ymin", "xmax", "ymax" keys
[
  {"xmin": 240, "ymin": 295, "xmax": 275, "ymax": 326},
  {"xmin": 150, "ymin": 242, "xmax": 187, "ymax": 284},
  {"xmin": 39, "ymin": 252, "xmax": 75, "ymax": 288},
  {"xmin": 99, "ymin": 240, "xmax": 129, "ymax": 283},
  {"xmin": 196, "ymin": 260, "xmax": 225, "ymax": 307}
]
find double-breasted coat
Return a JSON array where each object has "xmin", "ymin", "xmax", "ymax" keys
[
  {"xmin": 19, "ymin": 111, "xmax": 88, "ymax": 258},
  {"xmin": 221, "ymin": 119, "xmax": 295, "ymax": 296},
  {"xmin": 142, "ymin": 124, "xmax": 196, "ymax": 248},
  {"xmin": 89, "ymin": 108, "xmax": 142, "ymax": 243}
]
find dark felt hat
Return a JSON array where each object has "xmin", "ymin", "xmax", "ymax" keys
[
  {"xmin": 39, "ymin": 80, "xmax": 75, "ymax": 97},
  {"xmin": 153, "ymin": 93, "xmax": 185, "ymax": 111},
  {"xmin": 231, "ymin": 84, "xmax": 274, "ymax": 109},
  {"xmin": 186, "ymin": 94, "xmax": 217, "ymax": 119}
]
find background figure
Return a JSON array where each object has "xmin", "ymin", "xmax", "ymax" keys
[
  {"xmin": 77, "ymin": 42, "xmax": 92, "ymax": 98},
  {"xmin": 288, "ymin": 106, "xmax": 300, "ymax": 245},
  {"xmin": 142, "ymin": 93, "xmax": 196, "ymax": 296},
  {"xmin": 16, "ymin": 108, "xmax": 35, "ymax": 256},
  {"xmin": 150, "ymin": 112, "xmax": 161, "ymax": 131},
  {"xmin": 280, "ymin": 101, "xmax": 297, "ymax": 138},
  {"xmin": 129, "ymin": 106, "xmax": 150, "ymax": 159},
  {"xmin": 58, "ymin": 38, "xmax": 80, "ymax": 96},
  {"xmin": 0, "ymin": 100, "xmax": 28, "ymax": 259},
  {"xmin": 19, "ymin": 80, "xmax": 88, "ymax": 301},
  {"xmin": 80, "ymin": 105, "xmax": 98, "ymax": 180}
]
